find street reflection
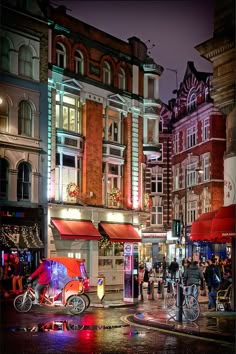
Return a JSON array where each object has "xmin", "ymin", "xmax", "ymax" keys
[{"xmin": 10, "ymin": 320, "xmax": 130, "ymax": 332}]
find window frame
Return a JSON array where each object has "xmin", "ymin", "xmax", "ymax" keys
[
  {"xmin": 56, "ymin": 42, "xmax": 66, "ymax": 68},
  {"xmin": 103, "ymin": 61, "xmax": 111, "ymax": 85},
  {"xmin": 18, "ymin": 45, "xmax": 33, "ymax": 78},
  {"xmin": 118, "ymin": 67, "xmax": 126, "ymax": 90},
  {"xmin": 17, "ymin": 162, "xmax": 31, "ymax": 201},
  {"xmin": 0, "ymin": 96, "xmax": 9, "ymax": 133},
  {"xmin": 0, "ymin": 158, "xmax": 9, "ymax": 200},
  {"xmin": 151, "ymin": 205, "xmax": 163, "ymax": 226},
  {"xmin": 74, "ymin": 49, "xmax": 84, "ymax": 75},
  {"xmin": 18, "ymin": 100, "xmax": 32, "ymax": 137}
]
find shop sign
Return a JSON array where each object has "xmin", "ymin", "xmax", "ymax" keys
[{"xmin": 0, "ymin": 211, "xmax": 25, "ymax": 218}]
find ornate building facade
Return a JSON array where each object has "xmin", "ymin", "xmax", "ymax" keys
[{"xmin": 0, "ymin": 0, "xmax": 49, "ymax": 270}]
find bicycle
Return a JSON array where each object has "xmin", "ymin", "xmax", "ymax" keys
[
  {"xmin": 13, "ymin": 281, "xmax": 86, "ymax": 315},
  {"xmin": 165, "ymin": 280, "xmax": 201, "ymax": 322}
]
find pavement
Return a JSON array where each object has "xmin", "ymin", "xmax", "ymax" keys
[
  {"xmin": 2, "ymin": 284, "xmax": 236, "ymax": 343},
  {"xmin": 87, "ymin": 284, "xmax": 236, "ymax": 343}
]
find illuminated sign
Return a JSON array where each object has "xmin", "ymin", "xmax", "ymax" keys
[
  {"xmin": 142, "ymin": 233, "xmax": 167, "ymax": 238},
  {"xmin": 0, "ymin": 211, "xmax": 25, "ymax": 218}
]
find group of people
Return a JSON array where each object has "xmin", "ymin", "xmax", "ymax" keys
[
  {"xmin": 139, "ymin": 255, "xmax": 232, "ymax": 311},
  {"xmin": 0, "ymin": 256, "xmax": 51, "ymax": 305}
]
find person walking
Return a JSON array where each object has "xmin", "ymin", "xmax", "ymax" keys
[
  {"xmin": 162, "ymin": 256, "xmax": 167, "ymax": 282},
  {"xmin": 12, "ymin": 256, "xmax": 24, "ymax": 294},
  {"xmin": 168, "ymin": 258, "xmax": 179, "ymax": 281},
  {"xmin": 28, "ymin": 259, "xmax": 51, "ymax": 305},
  {"xmin": 183, "ymin": 261, "xmax": 204, "ymax": 299},
  {"xmin": 206, "ymin": 257, "xmax": 221, "ymax": 311}
]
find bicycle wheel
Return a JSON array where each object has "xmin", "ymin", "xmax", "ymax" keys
[
  {"xmin": 165, "ymin": 292, "xmax": 176, "ymax": 308},
  {"xmin": 182, "ymin": 294, "xmax": 200, "ymax": 322},
  {"xmin": 80, "ymin": 293, "xmax": 90, "ymax": 309},
  {"xmin": 14, "ymin": 294, "xmax": 32, "ymax": 313},
  {"xmin": 67, "ymin": 295, "xmax": 86, "ymax": 315}
]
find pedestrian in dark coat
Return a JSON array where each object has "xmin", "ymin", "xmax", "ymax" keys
[{"xmin": 183, "ymin": 261, "xmax": 203, "ymax": 298}]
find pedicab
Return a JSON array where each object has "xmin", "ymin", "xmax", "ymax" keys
[{"xmin": 13, "ymin": 257, "xmax": 90, "ymax": 315}]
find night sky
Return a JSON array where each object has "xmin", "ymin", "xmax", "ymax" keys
[{"xmin": 51, "ymin": 0, "xmax": 214, "ymax": 103}]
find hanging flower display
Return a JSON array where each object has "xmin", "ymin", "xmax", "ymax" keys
[
  {"xmin": 144, "ymin": 193, "xmax": 152, "ymax": 208},
  {"xmin": 67, "ymin": 182, "xmax": 80, "ymax": 198},
  {"xmin": 110, "ymin": 188, "xmax": 121, "ymax": 202}
]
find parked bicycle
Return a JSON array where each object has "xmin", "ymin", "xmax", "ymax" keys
[
  {"xmin": 13, "ymin": 257, "xmax": 91, "ymax": 315},
  {"xmin": 165, "ymin": 280, "xmax": 200, "ymax": 322}
]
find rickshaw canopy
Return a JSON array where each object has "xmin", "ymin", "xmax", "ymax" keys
[{"xmin": 44, "ymin": 257, "xmax": 86, "ymax": 278}]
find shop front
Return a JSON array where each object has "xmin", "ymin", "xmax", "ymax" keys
[{"xmin": 0, "ymin": 206, "xmax": 45, "ymax": 275}]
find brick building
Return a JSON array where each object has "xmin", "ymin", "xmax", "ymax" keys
[{"xmin": 47, "ymin": 5, "xmax": 165, "ymax": 286}]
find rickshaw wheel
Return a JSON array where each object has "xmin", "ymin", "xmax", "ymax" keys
[
  {"xmin": 14, "ymin": 294, "xmax": 32, "ymax": 313},
  {"xmin": 67, "ymin": 295, "xmax": 86, "ymax": 315},
  {"xmin": 80, "ymin": 293, "xmax": 90, "ymax": 309}
]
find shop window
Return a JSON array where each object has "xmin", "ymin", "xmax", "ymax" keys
[
  {"xmin": 18, "ymin": 100, "xmax": 32, "ymax": 137},
  {"xmin": 17, "ymin": 162, "xmax": 31, "ymax": 201},
  {"xmin": 0, "ymin": 158, "xmax": 9, "ymax": 200},
  {"xmin": 19, "ymin": 45, "xmax": 33, "ymax": 78}
]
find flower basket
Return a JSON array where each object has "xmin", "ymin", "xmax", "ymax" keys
[{"xmin": 67, "ymin": 183, "xmax": 80, "ymax": 198}]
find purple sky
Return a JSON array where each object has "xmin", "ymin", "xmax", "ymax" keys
[{"xmin": 51, "ymin": 0, "xmax": 214, "ymax": 103}]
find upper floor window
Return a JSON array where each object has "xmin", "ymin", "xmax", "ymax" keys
[
  {"xmin": 151, "ymin": 173, "xmax": 163, "ymax": 194},
  {"xmin": 173, "ymin": 132, "xmax": 179, "ymax": 153},
  {"xmin": 173, "ymin": 167, "xmax": 179, "ymax": 191},
  {"xmin": 0, "ymin": 37, "xmax": 10, "ymax": 72},
  {"xmin": 18, "ymin": 100, "xmax": 32, "ymax": 137},
  {"xmin": 17, "ymin": 162, "xmax": 31, "ymax": 201},
  {"xmin": 103, "ymin": 109, "xmax": 121, "ymax": 143},
  {"xmin": 56, "ymin": 42, "xmax": 66, "ymax": 68},
  {"xmin": 19, "ymin": 45, "xmax": 33, "ymax": 78},
  {"xmin": 203, "ymin": 118, "xmax": 209, "ymax": 141},
  {"xmin": 186, "ymin": 126, "xmax": 197, "ymax": 149},
  {"xmin": 186, "ymin": 163, "xmax": 198, "ymax": 187},
  {"xmin": 102, "ymin": 162, "xmax": 122, "ymax": 207},
  {"xmin": 159, "ymin": 117, "xmax": 163, "ymax": 133},
  {"xmin": 103, "ymin": 61, "xmax": 111, "ymax": 85},
  {"xmin": 0, "ymin": 97, "xmax": 9, "ymax": 133},
  {"xmin": 187, "ymin": 200, "xmax": 197, "ymax": 224},
  {"xmin": 187, "ymin": 89, "xmax": 197, "ymax": 112},
  {"xmin": 203, "ymin": 155, "xmax": 210, "ymax": 181},
  {"xmin": 55, "ymin": 152, "xmax": 81, "ymax": 202},
  {"xmin": 74, "ymin": 50, "xmax": 84, "ymax": 75},
  {"xmin": 118, "ymin": 67, "xmax": 126, "ymax": 90},
  {"xmin": 56, "ymin": 94, "xmax": 81, "ymax": 133},
  {"xmin": 0, "ymin": 158, "xmax": 9, "ymax": 200},
  {"xmin": 151, "ymin": 206, "xmax": 163, "ymax": 225},
  {"xmin": 148, "ymin": 77, "xmax": 155, "ymax": 98}
]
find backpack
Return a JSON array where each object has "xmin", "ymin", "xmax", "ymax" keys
[{"xmin": 211, "ymin": 267, "xmax": 220, "ymax": 287}]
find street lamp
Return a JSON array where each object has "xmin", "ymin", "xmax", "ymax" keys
[{"xmin": 184, "ymin": 167, "xmax": 203, "ymax": 259}]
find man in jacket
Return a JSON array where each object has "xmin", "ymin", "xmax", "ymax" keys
[
  {"xmin": 28, "ymin": 259, "xmax": 51, "ymax": 305},
  {"xmin": 168, "ymin": 258, "xmax": 179, "ymax": 281},
  {"xmin": 183, "ymin": 261, "xmax": 203, "ymax": 299}
]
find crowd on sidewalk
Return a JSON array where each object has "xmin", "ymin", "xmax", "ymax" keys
[{"xmin": 138, "ymin": 255, "xmax": 232, "ymax": 311}]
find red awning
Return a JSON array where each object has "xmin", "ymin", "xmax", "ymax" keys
[
  {"xmin": 51, "ymin": 218, "xmax": 101, "ymax": 240},
  {"xmin": 100, "ymin": 223, "xmax": 141, "ymax": 243},
  {"xmin": 211, "ymin": 204, "xmax": 236, "ymax": 241},
  {"xmin": 190, "ymin": 210, "xmax": 218, "ymax": 241}
]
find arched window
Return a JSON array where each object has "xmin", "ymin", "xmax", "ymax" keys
[
  {"xmin": 187, "ymin": 89, "xmax": 197, "ymax": 112},
  {"xmin": 56, "ymin": 42, "xmax": 66, "ymax": 68},
  {"xmin": 103, "ymin": 61, "xmax": 111, "ymax": 85},
  {"xmin": 18, "ymin": 100, "xmax": 32, "ymax": 136},
  {"xmin": 19, "ymin": 45, "xmax": 33, "ymax": 77},
  {"xmin": 74, "ymin": 50, "xmax": 84, "ymax": 75},
  {"xmin": 0, "ymin": 97, "xmax": 9, "ymax": 132},
  {"xmin": 118, "ymin": 67, "xmax": 126, "ymax": 90},
  {"xmin": 17, "ymin": 162, "xmax": 31, "ymax": 201},
  {"xmin": 0, "ymin": 158, "xmax": 9, "ymax": 200},
  {"xmin": 0, "ymin": 37, "xmax": 10, "ymax": 72}
]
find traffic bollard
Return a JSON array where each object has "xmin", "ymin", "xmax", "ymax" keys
[{"xmin": 176, "ymin": 283, "xmax": 183, "ymax": 322}]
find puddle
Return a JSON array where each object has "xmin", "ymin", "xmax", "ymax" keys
[{"xmin": 5, "ymin": 320, "xmax": 130, "ymax": 332}]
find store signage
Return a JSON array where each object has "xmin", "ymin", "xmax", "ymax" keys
[
  {"xmin": 0, "ymin": 211, "xmax": 25, "ymax": 218},
  {"xmin": 142, "ymin": 232, "xmax": 167, "ymax": 238}
]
